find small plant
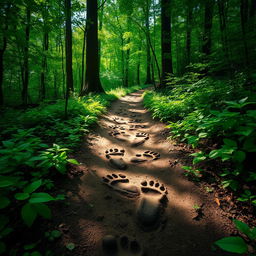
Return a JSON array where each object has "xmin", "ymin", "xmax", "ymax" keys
[
  {"xmin": 45, "ymin": 230, "xmax": 62, "ymax": 241},
  {"xmin": 214, "ymin": 219, "xmax": 256, "ymax": 254},
  {"xmin": 205, "ymin": 186, "xmax": 213, "ymax": 193},
  {"xmin": 38, "ymin": 144, "xmax": 79, "ymax": 174},
  {"xmin": 15, "ymin": 179, "xmax": 56, "ymax": 227},
  {"xmin": 182, "ymin": 166, "xmax": 203, "ymax": 181},
  {"xmin": 237, "ymin": 190, "xmax": 256, "ymax": 206}
]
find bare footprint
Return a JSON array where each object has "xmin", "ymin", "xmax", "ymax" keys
[
  {"xmin": 129, "ymin": 125, "xmax": 147, "ymax": 130},
  {"xmin": 109, "ymin": 131, "xmax": 130, "ymax": 141},
  {"xmin": 113, "ymin": 117, "xmax": 127, "ymax": 124},
  {"xmin": 102, "ymin": 235, "xmax": 145, "ymax": 256},
  {"xmin": 136, "ymin": 180, "xmax": 168, "ymax": 231},
  {"xmin": 131, "ymin": 133, "xmax": 149, "ymax": 147},
  {"xmin": 109, "ymin": 125, "xmax": 125, "ymax": 130},
  {"xmin": 129, "ymin": 119, "xmax": 142, "ymax": 123},
  {"xmin": 130, "ymin": 151, "xmax": 160, "ymax": 163},
  {"xmin": 102, "ymin": 173, "xmax": 140, "ymax": 198},
  {"xmin": 105, "ymin": 148, "xmax": 127, "ymax": 170}
]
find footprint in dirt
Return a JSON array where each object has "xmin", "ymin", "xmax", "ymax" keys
[
  {"xmin": 102, "ymin": 235, "xmax": 146, "ymax": 256},
  {"xmin": 108, "ymin": 131, "xmax": 130, "ymax": 142},
  {"xmin": 131, "ymin": 133, "xmax": 149, "ymax": 147},
  {"xmin": 105, "ymin": 148, "xmax": 127, "ymax": 170},
  {"xmin": 102, "ymin": 173, "xmax": 140, "ymax": 198},
  {"xmin": 130, "ymin": 151, "xmax": 160, "ymax": 163},
  {"xmin": 136, "ymin": 180, "xmax": 168, "ymax": 231},
  {"xmin": 109, "ymin": 125, "xmax": 125, "ymax": 130},
  {"xmin": 109, "ymin": 131, "xmax": 149, "ymax": 147},
  {"xmin": 129, "ymin": 125, "xmax": 147, "ymax": 130},
  {"xmin": 129, "ymin": 119, "xmax": 142, "ymax": 123},
  {"xmin": 113, "ymin": 117, "xmax": 127, "ymax": 124}
]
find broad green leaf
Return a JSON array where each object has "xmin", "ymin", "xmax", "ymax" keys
[
  {"xmin": 21, "ymin": 203, "xmax": 37, "ymax": 227},
  {"xmin": 215, "ymin": 237, "xmax": 247, "ymax": 253},
  {"xmin": 233, "ymin": 220, "xmax": 250, "ymax": 236},
  {"xmin": 34, "ymin": 203, "xmax": 51, "ymax": 219},
  {"xmin": 15, "ymin": 193, "xmax": 30, "ymax": 201},
  {"xmin": 209, "ymin": 150, "xmax": 220, "ymax": 159},
  {"xmin": 223, "ymin": 139, "xmax": 237, "ymax": 148},
  {"xmin": 24, "ymin": 180, "xmax": 42, "ymax": 194},
  {"xmin": 0, "ymin": 176, "xmax": 17, "ymax": 188},
  {"xmin": 51, "ymin": 230, "xmax": 62, "ymax": 238},
  {"xmin": 0, "ymin": 196, "xmax": 10, "ymax": 209},
  {"xmin": 29, "ymin": 193, "xmax": 55, "ymax": 203},
  {"xmin": 67, "ymin": 159, "xmax": 79, "ymax": 165}
]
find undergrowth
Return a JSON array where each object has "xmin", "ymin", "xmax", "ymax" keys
[
  {"xmin": 0, "ymin": 84, "xmax": 147, "ymax": 255},
  {"xmin": 143, "ymin": 72, "xmax": 256, "ymax": 206}
]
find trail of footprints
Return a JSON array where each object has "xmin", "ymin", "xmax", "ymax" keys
[{"xmin": 100, "ymin": 100, "xmax": 167, "ymax": 255}]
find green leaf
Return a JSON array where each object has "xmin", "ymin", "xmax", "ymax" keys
[
  {"xmin": 209, "ymin": 150, "xmax": 220, "ymax": 159},
  {"xmin": 66, "ymin": 243, "xmax": 75, "ymax": 251},
  {"xmin": 0, "ymin": 176, "xmax": 17, "ymax": 188},
  {"xmin": 15, "ymin": 193, "xmax": 30, "ymax": 201},
  {"xmin": 67, "ymin": 159, "xmax": 79, "ymax": 165},
  {"xmin": 21, "ymin": 203, "xmax": 37, "ymax": 227},
  {"xmin": 34, "ymin": 203, "xmax": 51, "ymax": 219},
  {"xmin": 0, "ymin": 196, "xmax": 10, "ymax": 209},
  {"xmin": 233, "ymin": 220, "xmax": 250, "ymax": 236},
  {"xmin": 223, "ymin": 139, "xmax": 237, "ymax": 148},
  {"xmin": 233, "ymin": 151, "xmax": 246, "ymax": 163},
  {"xmin": 24, "ymin": 180, "xmax": 42, "ymax": 194},
  {"xmin": 29, "ymin": 193, "xmax": 55, "ymax": 203},
  {"xmin": 214, "ymin": 237, "xmax": 248, "ymax": 253}
]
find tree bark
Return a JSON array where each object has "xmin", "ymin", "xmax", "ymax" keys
[
  {"xmin": 145, "ymin": 0, "xmax": 152, "ymax": 84},
  {"xmin": 40, "ymin": 31, "xmax": 49, "ymax": 100},
  {"xmin": 82, "ymin": 0, "xmax": 104, "ymax": 94},
  {"xmin": 185, "ymin": 1, "xmax": 192, "ymax": 65},
  {"xmin": 22, "ymin": 6, "xmax": 31, "ymax": 105},
  {"xmin": 64, "ymin": 0, "xmax": 73, "ymax": 117},
  {"xmin": 202, "ymin": 0, "xmax": 214, "ymax": 57},
  {"xmin": 161, "ymin": 0, "xmax": 173, "ymax": 86},
  {"xmin": 240, "ymin": 0, "xmax": 249, "ymax": 67}
]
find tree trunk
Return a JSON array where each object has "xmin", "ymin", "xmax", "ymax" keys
[
  {"xmin": 161, "ymin": 0, "xmax": 173, "ymax": 86},
  {"xmin": 137, "ymin": 44, "xmax": 141, "ymax": 85},
  {"xmin": 124, "ymin": 36, "xmax": 130, "ymax": 87},
  {"xmin": 240, "ymin": 0, "xmax": 249, "ymax": 67},
  {"xmin": 22, "ymin": 6, "xmax": 31, "ymax": 105},
  {"xmin": 82, "ymin": 0, "xmax": 104, "ymax": 94},
  {"xmin": 40, "ymin": 31, "xmax": 49, "ymax": 100},
  {"xmin": 80, "ymin": 27, "xmax": 86, "ymax": 94},
  {"xmin": 98, "ymin": 0, "xmax": 105, "ymax": 72},
  {"xmin": 185, "ymin": 2, "xmax": 192, "ymax": 65},
  {"xmin": 64, "ymin": 0, "xmax": 73, "ymax": 117},
  {"xmin": 202, "ymin": 0, "xmax": 214, "ymax": 57},
  {"xmin": 145, "ymin": 0, "xmax": 152, "ymax": 84},
  {"xmin": 217, "ymin": 0, "xmax": 230, "ymax": 68}
]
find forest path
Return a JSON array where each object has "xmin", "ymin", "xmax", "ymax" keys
[{"xmin": 54, "ymin": 89, "xmax": 234, "ymax": 256}]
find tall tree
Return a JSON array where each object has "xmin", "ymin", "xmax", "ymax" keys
[
  {"xmin": 82, "ymin": 0, "xmax": 103, "ymax": 94},
  {"xmin": 144, "ymin": 0, "xmax": 153, "ymax": 85},
  {"xmin": 202, "ymin": 0, "xmax": 214, "ymax": 57},
  {"xmin": 21, "ymin": 4, "xmax": 31, "ymax": 105},
  {"xmin": 161, "ymin": 0, "xmax": 173, "ymax": 85},
  {"xmin": 185, "ymin": 0, "xmax": 193, "ymax": 65},
  {"xmin": 64, "ymin": 0, "xmax": 73, "ymax": 117}
]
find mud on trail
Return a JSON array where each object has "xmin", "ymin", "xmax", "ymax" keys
[{"xmin": 53, "ymin": 90, "xmax": 236, "ymax": 256}]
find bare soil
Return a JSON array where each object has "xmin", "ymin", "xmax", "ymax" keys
[{"xmin": 52, "ymin": 90, "xmax": 237, "ymax": 256}]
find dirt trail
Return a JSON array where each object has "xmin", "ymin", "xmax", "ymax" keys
[{"xmin": 54, "ymin": 90, "xmax": 235, "ymax": 256}]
